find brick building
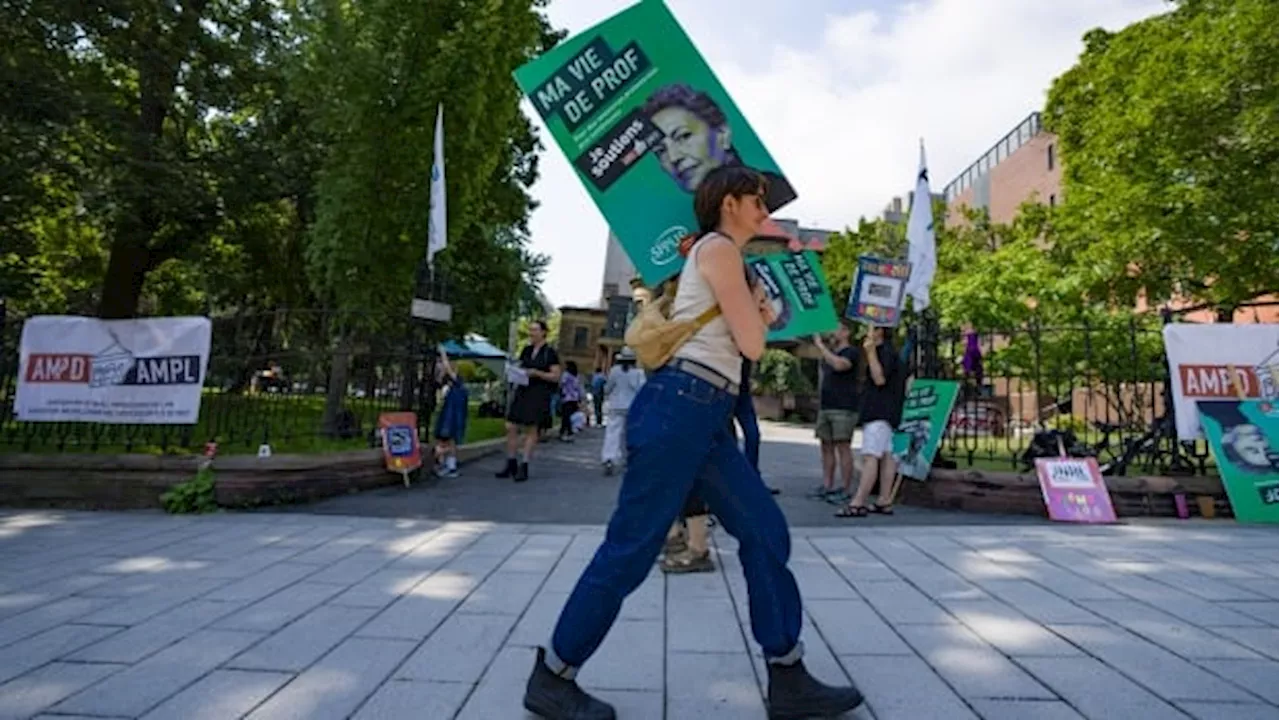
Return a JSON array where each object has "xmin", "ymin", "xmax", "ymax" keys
[
  {"xmin": 556, "ymin": 305, "xmax": 610, "ymax": 376},
  {"xmin": 943, "ymin": 111, "xmax": 1275, "ymax": 324},
  {"xmin": 943, "ymin": 112, "xmax": 1061, "ymax": 226}
]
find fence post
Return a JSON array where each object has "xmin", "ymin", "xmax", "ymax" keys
[
  {"xmin": 918, "ymin": 309, "xmax": 941, "ymax": 379},
  {"xmin": 1158, "ymin": 307, "xmax": 1177, "ymax": 438}
]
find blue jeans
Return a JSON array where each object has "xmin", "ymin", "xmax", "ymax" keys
[
  {"xmin": 549, "ymin": 366, "xmax": 802, "ymax": 668},
  {"xmin": 734, "ymin": 385, "xmax": 761, "ymax": 472}
]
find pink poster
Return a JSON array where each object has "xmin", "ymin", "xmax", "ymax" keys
[{"xmin": 1034, "ymin": 457, "xmax": 1118, "ymax": 523}]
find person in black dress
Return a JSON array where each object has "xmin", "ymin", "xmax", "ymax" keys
[{"xmin": 497, "ymin": 320, "xmax": 561, "ymax": 482}]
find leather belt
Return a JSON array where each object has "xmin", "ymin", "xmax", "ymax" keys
[{"xmin": 668, "ymin": 357, "xmax": 740, "ymax": 396}]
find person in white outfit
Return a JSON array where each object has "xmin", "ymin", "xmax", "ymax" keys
[{"xmin": 601, "ymin": 347, "xmax": 645, "ymax": 475}]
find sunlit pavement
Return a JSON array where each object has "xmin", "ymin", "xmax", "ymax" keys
[
  {"xmin": 292, "ymin": 421, "xmax": 1040, "ymax": 527},
  {"xmin": 0, "ymin": 511, "xmax": 1275, "ymax": 719}
]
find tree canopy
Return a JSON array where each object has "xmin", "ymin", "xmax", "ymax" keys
[
  {"xmin": 0, "ymin": 0, "xmax": 558, "ymax": 331},
  {"xmin": 1044, "ymin": 0, "xmax": 1278, "ymax": 317}
]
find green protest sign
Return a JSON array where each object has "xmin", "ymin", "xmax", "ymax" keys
[
  {"xmin": 746, "ymin": 251, "xmax": 839, "ymax": 341},
  {"xmin": 513, "ymin": 0, "xmax": 796, "ymax": 286},
  {"xmin": 1197, "ymin": 400, "xmax": 1278, "ymax": 524},
  {"xmin": 893, "ymin": 379, "xmax": 961, "ymax": 480}
]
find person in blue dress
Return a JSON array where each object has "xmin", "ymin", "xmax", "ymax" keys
[{"xmin": 433, "ymin": 345, "xmax": 469, "ymax": 478}]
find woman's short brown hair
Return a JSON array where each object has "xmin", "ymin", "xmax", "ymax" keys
[{"xmin": 693, "ymin": 165, "xmax": 767, "ymax": 235}]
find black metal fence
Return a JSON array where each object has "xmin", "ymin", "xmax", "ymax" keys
[
  {"xmin": 0, "ymin": 307, "xmax": 447, "ymax": 454},
  {"xmin": 0, "ymin": 302, "xmax": 1220, "ymax": 475},
  {"xmin": 910, "ymin": 314, "xmax": 1212, "ymax": 475}
]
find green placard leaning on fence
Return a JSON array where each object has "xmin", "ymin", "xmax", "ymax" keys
[
  {"xmin": 512, "ymin": 0, "xmax": 797, "ymax": 286},
  {"xmin": 893, "ymin": 379, "xmax": 961, "ymax": 481},
  {"xmin": 1197, "ymin": 399, "xmax": 1279, "ymax": 524}
]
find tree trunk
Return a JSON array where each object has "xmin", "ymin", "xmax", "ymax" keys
[
  {"xmin": 98, "ymin": 240, "xmax": 150, "ymax": 318},
  {"xmin": 322, "ymin": 341, "xmax": 351, "ymax": 437}
]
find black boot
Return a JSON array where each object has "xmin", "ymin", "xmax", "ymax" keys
[
  {"xmin": 514, "ymin": 462, "xmax": 530, "ymax": 483},
  {"xmin": 766, "ymin": 658, "xmax": 864, "ymax": 720},
  {"xmin": 523, "ymin": 647, "xmax": 615, "ymax": 720},
  {"xmin": 495, "ymin": 458, "xmax": 517, "ymax": 479}
]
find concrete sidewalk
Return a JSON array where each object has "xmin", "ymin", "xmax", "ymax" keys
[
  {"xmin": 289, "ymin": 422, "xmax": 1038, "ymax": 527},
  {"xmin": 0, "ymin": 511, "xmax": 1275, "ymax": 719}
]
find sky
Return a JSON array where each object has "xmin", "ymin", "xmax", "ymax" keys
[{"xmin": 523, "ymin": 0, "xmax": 1169, "ymax": 308}]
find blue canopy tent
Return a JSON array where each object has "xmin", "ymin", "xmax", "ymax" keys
[{"xmin": 439, "ymin": 334, "xmax": 508, "ymax": 378}]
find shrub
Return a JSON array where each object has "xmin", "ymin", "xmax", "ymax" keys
[
  {"xmin": 755, "ymin": 349, "xmax": 813, "ymax": 395},
  {"xmin": 160, "ymin": 465, "xmax": 218, "ymax": 514}
]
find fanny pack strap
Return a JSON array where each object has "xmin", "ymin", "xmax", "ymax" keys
[{"xmin": 692, "ymin": 305, "xmax": 721, "ymax": 328}]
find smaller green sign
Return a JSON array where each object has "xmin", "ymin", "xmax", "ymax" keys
[
  {"xmin": 893, "ymin": 379, "xmax": 961, "ymax": 480},
  {"xmin": 1197, "ymin": 400, "xmax": 1278, "ymax": 524},
  {"xmin": 746, "ymin": 251, "xmax": 839, "ymax": 341}
]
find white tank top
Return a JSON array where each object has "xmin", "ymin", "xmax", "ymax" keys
[{"xmin": 671, "ymin": 234, "xmax": 744, "ymax": 381}]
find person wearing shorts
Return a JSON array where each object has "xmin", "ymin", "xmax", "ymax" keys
[
  {"xmin": 841, "ymin": 326, "xmax": 906, "ymax": 517},
  {"xmin": 811, "ymin": 323, "xmax": 861, "ymax": 504}
]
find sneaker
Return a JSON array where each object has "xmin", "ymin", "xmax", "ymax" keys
[
  {"xmin": 523, "ymin": 647, "xmax": 616, "ymax": 720},
  {"xmin": 806, "ymin": 485, "xmax": 834, "ymax": 500},
  {"xmin": 824, "ymin": 489, "xmax": 851, "ymax": 506}
]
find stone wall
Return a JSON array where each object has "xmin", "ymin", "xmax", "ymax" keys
[
  {"xmin": 899, "ymin": 467, "xmax": 1229, "ymax": 518},
  {"xmin": 0, "ymin": 438, "xmax": 504, "ymax": 511}
]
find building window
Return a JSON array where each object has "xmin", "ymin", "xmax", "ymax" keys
[
  {"xmin": 1049, "ymin": 194, "xmax": 1056, "ymax": 208},
  {"xmin": 1047, "ymin": 143, "xmax": 1055, "ymax": 170},
  {"xmin": 573, "ymin": 326, "xmax": 589, "ymax": 349}
]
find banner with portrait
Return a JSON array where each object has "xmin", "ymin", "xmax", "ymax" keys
[
  {"xmin": 892, "ymin": 379, "xmax": 960, "ymax": 480},
  {"xmin": 746, "ymin": 251, "xmax": 839, "ymax": 341},
  {"xmin": 513, "ymin": 0, "xmax": 796, "ymax": 286},
  {"xmin": 1197, "ymin": 400, "xmax": 1278, "ymax": 524}
]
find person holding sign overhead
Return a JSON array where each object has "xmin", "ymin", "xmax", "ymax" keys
[
  {"xmin": 811, "ymin": 323, "xmax": 862, "ymax": 505},
  {"xmin": 523, "ymin": 166, "xmax": 863, "ymax": 720},
  {"xmin": 839, "ymin": 327, "xmax": 907, "ymax": 517}
]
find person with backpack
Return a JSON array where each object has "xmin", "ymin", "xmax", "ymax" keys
[{"xmin": 522, "ymin": 166, "xmax": 864, "ymax": 720}]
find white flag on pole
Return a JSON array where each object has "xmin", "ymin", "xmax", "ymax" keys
[
  {"xmin": 427, "ymin": 104, "xmax": 447, "ymax": 265},
  {"xmin": 904, "ymin": 139, "xmax": 937, "ymax": 311}
]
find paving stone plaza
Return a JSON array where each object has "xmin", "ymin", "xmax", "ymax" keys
[{"xmin": 0, "ymin": 505, "xmax": 1276, "ymax": 720}]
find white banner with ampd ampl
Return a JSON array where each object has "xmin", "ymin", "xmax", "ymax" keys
[
  {"xmin": 15, "ymin": 316, "xmax": 212, "ymax": 424},
  {"xmin": 1163, "ymin": 322, "xmax": 1279, "ymax": 440}
]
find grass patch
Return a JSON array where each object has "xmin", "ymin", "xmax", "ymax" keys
[{"xmin": 0, "ymin": 392, "xmax": 507, "ymax": 456}]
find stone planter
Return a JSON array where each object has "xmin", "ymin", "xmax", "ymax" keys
[
  {"xmin": 0, "ymin": 437, "xmax": 505, "ymax": 510},
  {"xmin": 898, "ymin": 466, "xmax": 1229, "ymax": 519},
  {"xmin": 752, "ymin": 394, "xmax": 784, "ymax": 421}
]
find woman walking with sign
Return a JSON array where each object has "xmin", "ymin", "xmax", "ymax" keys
[{"xmin": 522, "ymin": 166, "xmax": 864, "ymax": 720}]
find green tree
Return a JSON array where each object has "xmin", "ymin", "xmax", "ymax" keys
[
  {"xmin": 6, "ymin": 0, "xmax": 297, "ymax": 317},
  {"xmin": 298, "ymin": 0, "xmax": 558, "ymax": 330},
  {"xmin": 1045, "ymin": 0, "xmax": 1279, "ymax": 318}
]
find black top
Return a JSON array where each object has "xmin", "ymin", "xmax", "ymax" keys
[
  {"xmin": 860, "ymin": 342, "xmax": 906, "ymax": 426},
  {"xmin": 819, "ymin": 346, "xmax": 860, "ymax": 411},
  {"xmin": 519, "ymin": 344, "xmax": 560, "ymax": 393}
]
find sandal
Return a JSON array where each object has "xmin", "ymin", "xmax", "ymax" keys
[
  {"xmin": 870, "ymin": 503, "xmax": 895, "ymax": 515},
  {"xmin": 835, "ymin": 504, "xmax": 869, "ymax": 518},
  {"xmin": 661, "ymin": 550, "xmax": 716, "ymax": 574},
  {"xmin": 663, "ymin": 535, "xmax": 688, "ymax": 556}
]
